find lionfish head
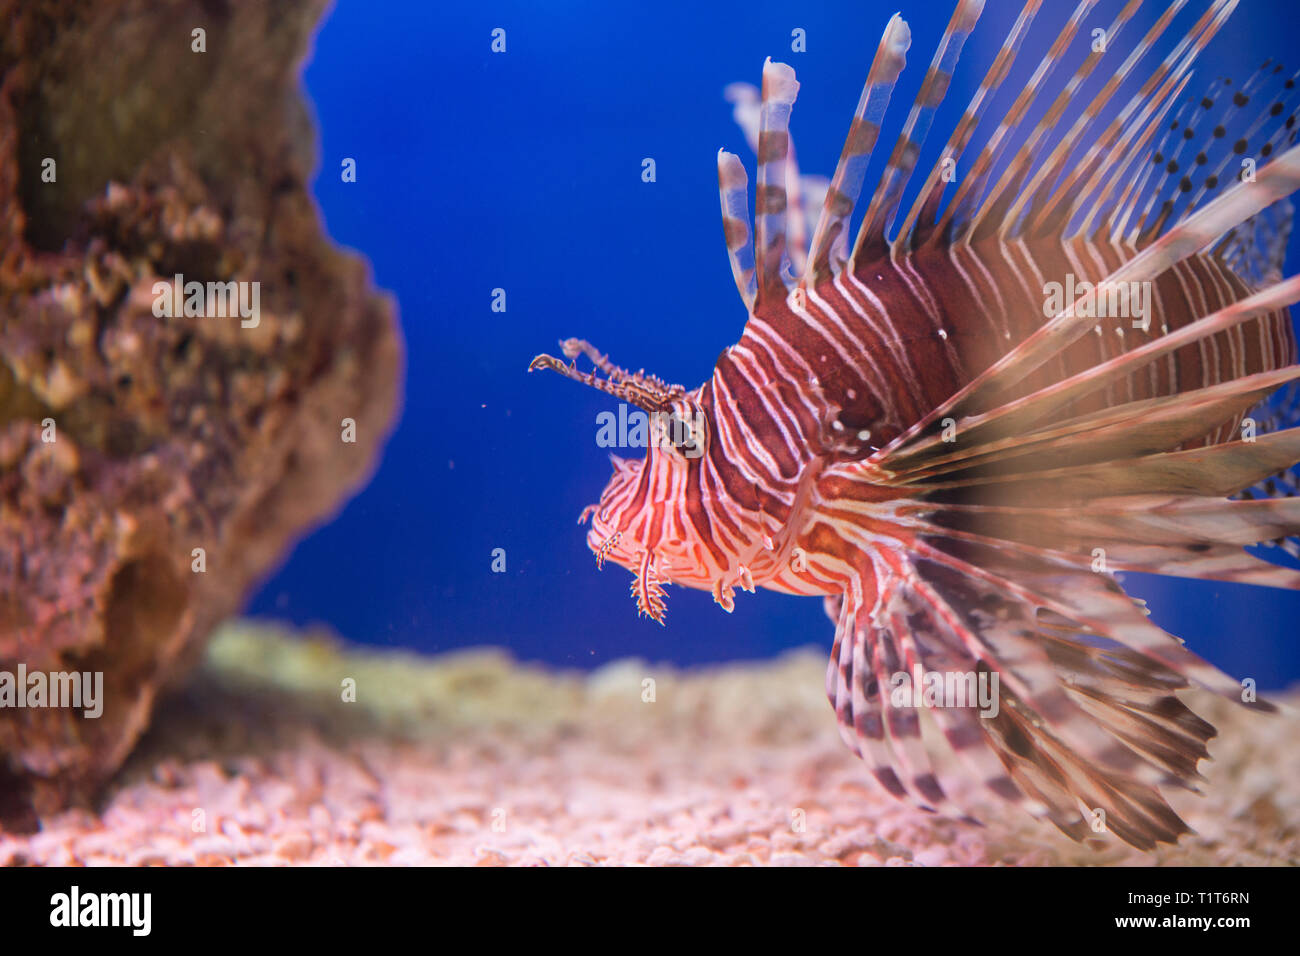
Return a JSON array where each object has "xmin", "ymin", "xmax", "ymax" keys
[{"xmin": 529, "ymin": 338, "xmax": 715, "ymax": 623}]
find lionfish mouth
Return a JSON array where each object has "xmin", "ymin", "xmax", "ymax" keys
[
  {"xmin": 583, "ymin": 496, "xmax": 677, "ymax": 625},
  {"xmin": 531, "ymin": 0, "xmax": 1300, "ymax": 851}
]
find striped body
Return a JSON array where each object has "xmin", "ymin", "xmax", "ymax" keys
[
  {"xmin": 533, "ymin": 0, "xmax": 1300, "ymax": 849},
  {"xmin": 587, "ymin": 239, "xmax": 1294, "ymax": 603}
]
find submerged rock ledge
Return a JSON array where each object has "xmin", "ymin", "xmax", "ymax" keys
[
  {"xmin": 1, "ymin": 622, "xmax": 1295, "ymax": 866},
  {"xmin": 0, "ymin": 0, "xmax": 402, "ymax": 826}
]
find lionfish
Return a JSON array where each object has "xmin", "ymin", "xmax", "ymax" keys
[{"xmin": 529, "ymin": 0, "xmax": 1300, "ymax": 849}]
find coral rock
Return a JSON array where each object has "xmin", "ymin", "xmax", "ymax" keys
[{"xmin": 0, "ymin": 0, "xmax": 402, "ymax": 827}]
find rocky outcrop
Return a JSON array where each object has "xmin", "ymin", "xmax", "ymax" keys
[{"xmin": 0, "ymin": 0, "xmax": 402, "ymax": 828}]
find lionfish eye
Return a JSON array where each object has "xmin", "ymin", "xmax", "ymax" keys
[{"xmin": 659, "ymin": 407, "xmax": 703, "ymax": 455}]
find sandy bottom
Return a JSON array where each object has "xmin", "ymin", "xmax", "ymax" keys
[{"xmin": 2, "ymin": 622, "xmax": 1297, "ymax": 866}]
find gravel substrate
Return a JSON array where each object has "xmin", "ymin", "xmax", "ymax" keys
[{"xmin": 2, "ymin": 622, "xmax": 1297, "ymax": 866}]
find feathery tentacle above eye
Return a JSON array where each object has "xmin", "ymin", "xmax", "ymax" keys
[{"xmin": 528, "ymin": 338, "xmax": 687, "ymax": 413}]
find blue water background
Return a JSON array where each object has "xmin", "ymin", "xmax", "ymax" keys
[{"xmin": 246, "ymin": 0, "xmax": 1300, "ymax": 687}]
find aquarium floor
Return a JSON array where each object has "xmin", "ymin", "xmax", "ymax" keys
[{"xmin": 2, "ymin": 623, "xmax": 1297, "ymax": 866}]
